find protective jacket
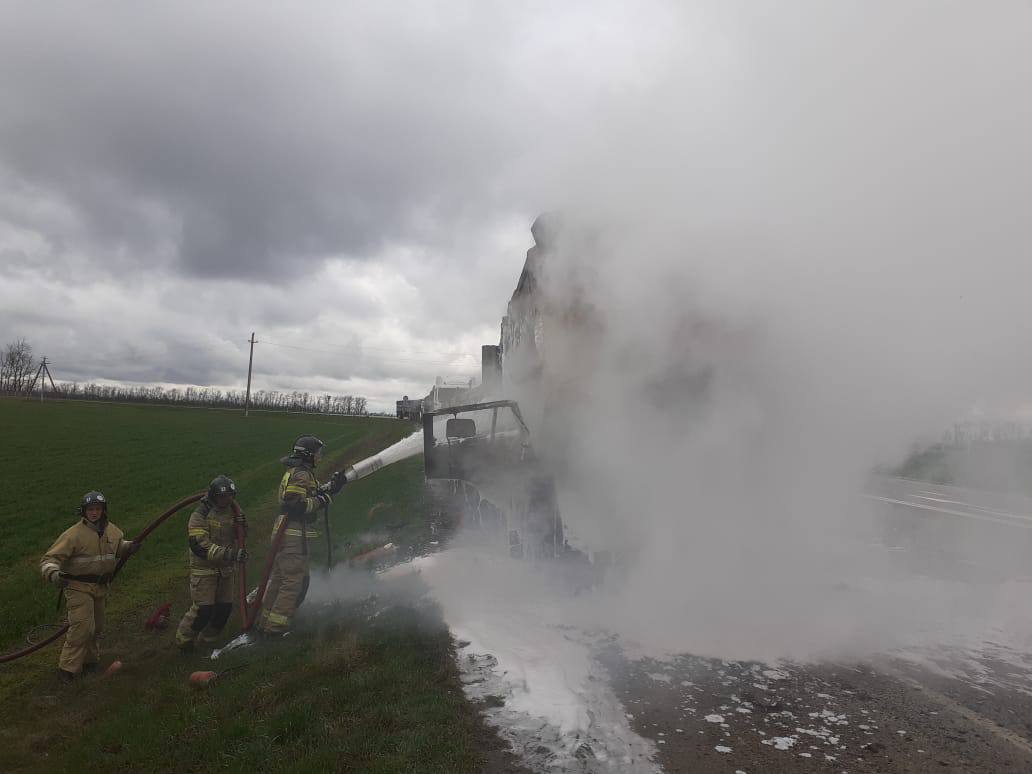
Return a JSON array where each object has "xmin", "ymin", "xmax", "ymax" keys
[
  {"xmin": 187, "ymin": 499, "xmax": 239, "ymax": 576},
  {"xmin": 272, "ymin": 461, "xmax": 323, "ymax": 552},
  {"xmin": 257, "ymin": 459, "xmax": 326, "ymax": 634},
  {"xmin": 40, "ymin": 519, "xmax": 133, "ymax": 595}
]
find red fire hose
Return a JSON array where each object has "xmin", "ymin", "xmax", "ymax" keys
[
  {"xmin": 0, "ymin": 624, "xmax": 69, "ymax": 664},
  {"xmin": 233, "ymin": 502, "xmax": 248, "ymax": 631},
  {"xmin": 0, "ymin": 491, "xmax": 205, "ymax": 665},
  {"xmin": 112, "ymin": 492, "xmax": 206, "ymax": 581},
  {"xmin": 238, "ymin": 514, "xmax": 290, "ymax": 631},
  {"xmin": 4, "ymin": 490, "xmax": 306, "ymax": 660}
]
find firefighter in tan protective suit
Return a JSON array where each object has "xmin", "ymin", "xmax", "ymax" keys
[
  {"xmin": 40, "ymin": 491, "xmax": 140, "ymax": 681},
  {"xmin": 175, "ymin": 475, "xmax": 248, "ymax": 651},
  {"xmin": 256, "ymin": 435, "xmax": 345, "ymax": 636}
]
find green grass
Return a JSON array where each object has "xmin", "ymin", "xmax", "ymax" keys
[
  {"xmin": 7, "ymin": 603, "xmax": 490, "ymax": 773},
  {"xmin": 1, "ymin": 399, "xmax": 410, "ymax": 652},
  {"xmin": 0, "ymin": 399, "xmax": 509, "ymax": 773}
]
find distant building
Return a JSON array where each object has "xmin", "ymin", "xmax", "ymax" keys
[
  {"xmin": 396, "ymin": 395, "xmax": 422, "ymax": 421},
  {"xmin": 397, "ymin": 376, "xmax": 478, "ymax": 421},
  {"xmin": 424, "ymin": 376, "xmax": 475, "ymax": 412}
]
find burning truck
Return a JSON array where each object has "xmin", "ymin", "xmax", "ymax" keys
[
  {"xmin": 422, "ymin": 212, "xmax": 724, "ymax": 569},
  {"xmin": 422, "ymin": 400, "xmax": 563, "ymax": 559},
  {"xmin": 421, "ymin": 215, "xmax": 599, "ymax": 562}
]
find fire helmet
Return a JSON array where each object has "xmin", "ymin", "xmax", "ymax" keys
[
  {"xmin": 207, "ymin": 474, "xmax": 237, "ymax": 501},
  {"xmin": 78, "ymin": 490, "xmax": 108, "ymax": 518},
  {"xmin": 290, "ymin": 435, "xmax": 325, "ymax": 464}
]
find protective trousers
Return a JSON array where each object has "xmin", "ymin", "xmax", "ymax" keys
[
  {"xmin": 60, "ymin": 588, "xmax": 105, "ymax": 674},
  {"xmin": 258, "ymin": 551, "xmax": 310, "ymax": 634},
  {"xmin": 175, "ymin": 572, "xmax": 236, "ymax": 646}
]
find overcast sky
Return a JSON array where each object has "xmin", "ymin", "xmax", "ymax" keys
[
  {"xmin": 3, "ymin": 2, "xmax": 1030, "ymax": 413},
  {"xmin": 0, "ymin": 1, "xmax": 676, "ymax": 409}
]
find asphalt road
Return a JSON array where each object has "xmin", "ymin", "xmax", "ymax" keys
[
  {"xmin": 601, "ymin": 478, "xmax": 1032, "ymax": 773},
  {"xmin": 437, "ymin": 476, "xmax": 1032, "ymax": 773}
]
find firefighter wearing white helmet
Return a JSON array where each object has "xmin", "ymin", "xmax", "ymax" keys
[
  {"xmin": 174, "ymin": 475, "xmax": 248, "ymax": 651},
  {"xmin": 40, "ymin": 491, "xmax": 139, "ymax": 681},
  {"xmin": 257, "ymin": 435, "xmax": 344, "ymax": 636}
]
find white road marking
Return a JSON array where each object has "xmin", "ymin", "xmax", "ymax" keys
[
  {"xmin": 866, "ymin": 495, "xmax": 1032, "ymax": 530},
  {"xmin": 909, "ymin": 495, "xmax": 1032, "ymax": 523}
]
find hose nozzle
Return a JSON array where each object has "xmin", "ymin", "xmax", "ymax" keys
[{"xmin": 343, "ymin": 455, "xmax": 384, "ymax": 483}]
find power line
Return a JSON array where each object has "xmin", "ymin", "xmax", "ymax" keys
[
  {"xmin": 27, "ymin": 357, "xmax": 478, "ymax": 380},
  {"xmin": 259, "ymin": 340, "xmax": 478, "ymax": 366},
  {"xmin": 32, "ymin": 331, "xmax": 482, "ymax": 391},
  {"xmin": 259, "ymin": 336, "xmax": 479, "ymax": 361}
]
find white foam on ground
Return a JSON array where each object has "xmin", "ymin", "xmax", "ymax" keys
[
  {"xmin": 365, "ymin": 484, "xmax": 1032, "ymax": 770},
  {"xmin": 405, "ymin": 545, "xmax": 659, "ymax": 773},
  {"xmin": 762, "ymin": 735, "xmax": 798, "ymax": 751}
]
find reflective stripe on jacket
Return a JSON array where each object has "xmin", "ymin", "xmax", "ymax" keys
[
  {"xmin": 41, "ymin": 519, "xmax": 131, "ymax": 595},
  {"xmin": 187, "ymin": 499, "xmax": 238, "ymax": 575},
  {"xmin": 278, "ymin": 465, "xmax": 323, "ymax": 519},
  {"xmin": 273, "ymin": 465, "xmax": 322, "ymax": 552}
]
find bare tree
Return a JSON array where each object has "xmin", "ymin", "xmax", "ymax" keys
[{"xmin": 0, "ymin": 338, "xmax": 34, "ymax": 394}]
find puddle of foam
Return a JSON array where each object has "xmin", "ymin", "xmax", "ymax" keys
[{"xmin": 402, "ymin": 545, "xmax": 659, "ymax": 772}]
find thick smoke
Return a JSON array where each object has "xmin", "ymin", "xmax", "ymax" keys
[{"xmin": 507, "ymin": 2, "xmax": 1032, "ymax": 661}]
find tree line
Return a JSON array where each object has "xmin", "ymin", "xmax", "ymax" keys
[
  {"xmin": 0, "ymin": 338, "xmax": 35, "ymax": 393},
  {"xmin": 1, "ymin": 339, "xmax": 369, "ymax": 415}
]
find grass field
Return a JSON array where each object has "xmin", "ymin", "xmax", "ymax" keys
[{"xmin": 0, "ymin": 399, "xmax": 515, "ymax": 773}]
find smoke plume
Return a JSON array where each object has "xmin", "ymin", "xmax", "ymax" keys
[{"xmin": 508, "ymin": 1, "xmax": 1032, "ymax": 661}]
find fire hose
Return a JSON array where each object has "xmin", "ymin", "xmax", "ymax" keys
[
  {"xmin": 5, "ymin": 450, "xmax": 389, "ymax": 662},
  {"xmin": 241, "ymin": 453, "xmax": 388, "ymax": 614},
  {"xmin": 0, "ymin": 491, "xmax": 206, "ymax": 665},
  {"xmin": 235, "ymin": 500, "xmax": 333, "ymax": 632},
  {"xmin": 324, "ymin": 502, "xmax": 333, "ymax": 568},
  {"xmin": 236, "ymin": 509, "xmax": 290, "ymax": 632}
]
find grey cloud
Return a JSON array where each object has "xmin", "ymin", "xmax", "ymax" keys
[
  {"xmin": 0, "ymin": 0, "xmax": 739, "ymax": 409},
  {"xmin": 0, "ymin": 2, "xmax": 539, "ymax": 281}
]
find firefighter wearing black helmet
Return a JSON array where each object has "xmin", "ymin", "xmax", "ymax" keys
[
  {"xmin": 174, "ymin": 475, "xmax": 248, "ymax": 651},
  {"xmin": 257, "ymin": 435, "xmax": 344, "ymax": 635},
  {"xmin": 40, "ymin": 491, "xmax": 139, "ymax": 681}
]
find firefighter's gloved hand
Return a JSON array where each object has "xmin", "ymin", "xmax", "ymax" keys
[
  {"xmin": 315, "ymin": 492, "xmax": 332, "ymax": 508},
  {"xmin": 228, "ymin": 548, "xmax": 248, "ymax": 563},
  {"xmin": 51, "ymin": 571, "xmax": 69, "ymax": 588},
  {"xmin": 329, "ymin": 471, "xmax": 347, "ymax": 495}
]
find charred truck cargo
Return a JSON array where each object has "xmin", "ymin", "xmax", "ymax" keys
[
  {"xmin": 422, "ymin": 216, "xmax": 583, "ymax": 560},
  {"xmin": 422, "ymin": 400, "xmax": 563, "ymax": 559}
]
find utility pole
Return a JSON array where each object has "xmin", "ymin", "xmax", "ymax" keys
[
  {"xmin": 244, "ymin": 332, "xmax": 256, "ymax": 416},
  {"xmin": 24, "ymin": 356, "xmax": 58, "ymax": 402}
]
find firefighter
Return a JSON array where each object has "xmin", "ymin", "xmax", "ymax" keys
[
  {"xmin": 40, "ymin": 491, "xmax": 140, "ymax": 681},
  {"xmin": 175, "ymin": 475, "xmax": 248, "ymax": 651},
  {"xmin": 256, "ymin": 435, "xmax": 345, "ymax": 636}
]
